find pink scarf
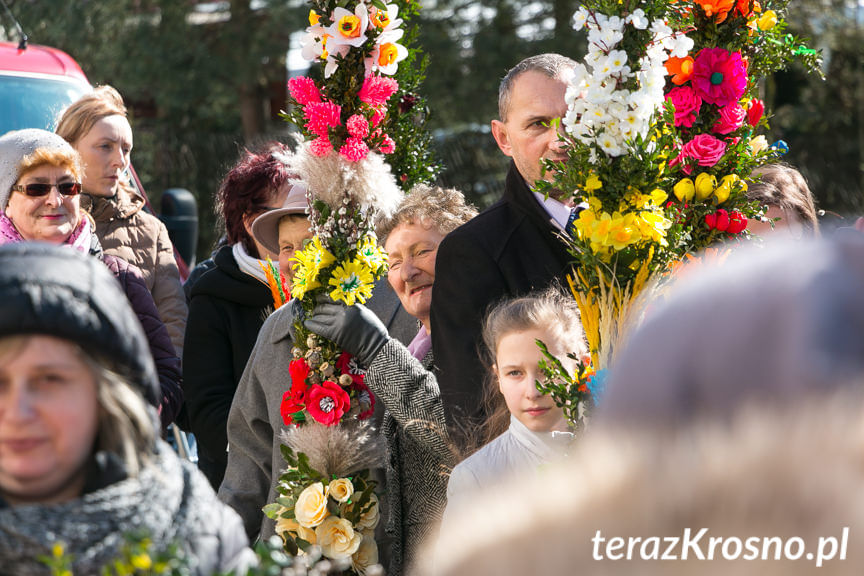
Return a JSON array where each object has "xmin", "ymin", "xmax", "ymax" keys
[{"xmin": 0, "ymin": 210, "xmax": 92, "ymax": 253}]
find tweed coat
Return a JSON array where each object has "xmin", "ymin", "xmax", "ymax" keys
[
  {"xmin": 365, "ymin": 340, "xmax": 454, "ymax": 575},
  {"xmin": 430, "ymin": 161, "xmax": 574, "ymax": 431}
]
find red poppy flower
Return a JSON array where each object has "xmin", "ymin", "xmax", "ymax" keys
[
  {"xmin": 281, "ymin": 390, "xmax": 304, "ymax": 426},
  {"xmin": 352, "ymin": 380, "xmax": 376, "ymax": 420},
  {"xmin": 307, "ymin": 381, "xmax": 351, "ymax": 426}
]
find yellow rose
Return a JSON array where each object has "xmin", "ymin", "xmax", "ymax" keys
[
  {"xmin": 758, "ymin": 10, "xmax": 777, "ymax": 30},
  {"xmin": 295, "ymin": 482, "xmax": 330, "ymax": 528},
  {"xmin": 351, "ymin": 531, "xmax": 379, "ymax": 575},
  {"xmin": 315, "ymin": 516, "xmax": 363, "ymax": 559},
  {"xmin": 328, "ymin": 478, "xmax": 355, "ymax": 504},
  {"xmin": 749, "ymin": 135, "xmax": 768, "ymax": 154},
  {"xmin": 673, "ymin": 178, "xmax": 695, "ymax": 202},
  {"xmin": 694, "ymin": 173, "xmax": 717, "ymax": 200}
]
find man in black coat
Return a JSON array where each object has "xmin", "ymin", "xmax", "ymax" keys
[{"xmin": 431, "ymin": 53, "xmax": 578, "ymax": 436}]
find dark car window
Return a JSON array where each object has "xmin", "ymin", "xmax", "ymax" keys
[{"xmin": 0, "ymin": 74, "xmax": 89, "ymax": 134}]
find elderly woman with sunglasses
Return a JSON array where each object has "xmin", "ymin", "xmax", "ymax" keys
[{"xmin": 0, "ymin": 129, "xmax": 182, "ymax": 429}]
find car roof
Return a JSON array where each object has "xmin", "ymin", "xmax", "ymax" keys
[{"xmin": 0, "ymin": 41, "xmax": 88, "ymax": 83}]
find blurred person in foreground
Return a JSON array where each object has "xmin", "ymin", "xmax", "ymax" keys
[
  {"xmin": 299, "ymin": 185, "xmax": 476, "ymax": 574},
  {"xmin": 0, "ymin": 243, "xmax": 254, "ymax": 576},
  {"xmin": 429, "ymin": 235, "xmax": 864, "ymax": 576},
  {"xmin": 0, "ymin": 128, "xmax": 181, "ymax": 428},
  {"xmin": 56, "ymin": 85, "xmax": 188, "ymax": 356}
]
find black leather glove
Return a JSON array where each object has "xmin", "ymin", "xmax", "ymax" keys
[{"xmin": 303, "ymin": 295, "xmax": 390, "ymax": 365}]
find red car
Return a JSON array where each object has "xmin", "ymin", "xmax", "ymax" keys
[{"xmin": 0, "ymin": 39, "xmax": 197, "ymax": 277}]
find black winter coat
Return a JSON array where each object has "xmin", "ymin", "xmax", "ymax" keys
[
  {"xmin": 183, "ymin": 245, "xmax": 272, "ymax": 489},
  {"xmin": 430, "ymin": 161, "xmax": 574, "ymax": 431}
]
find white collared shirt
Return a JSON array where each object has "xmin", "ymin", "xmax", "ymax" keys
[{"xmin": 532, "ymin": 191, "xmax": 573, "ymax": 231}]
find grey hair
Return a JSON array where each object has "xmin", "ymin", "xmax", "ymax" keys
[
  {"xmin": 498, "ymin": 53, "xmax": 577, "ymax": 122},
  {"xmin": 377, "ymin": 184, "xmax": 477, "ymax": 241}
]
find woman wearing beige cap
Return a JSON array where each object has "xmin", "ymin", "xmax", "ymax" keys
[{"xmin": 250, "ymin": 182, "xmax": 312, "ymax": 285}]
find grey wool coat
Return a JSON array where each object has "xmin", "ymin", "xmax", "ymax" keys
[
  {"xmin": 217, "ymin": 282, "xmax": 415, "ymax": 543},
  {"xmin": 366, "ymin": 340, "xmax": 455, "ymax": 575}
]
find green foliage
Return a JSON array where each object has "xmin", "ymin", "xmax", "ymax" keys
[{"xmin": 534, "ymin": 339, "xmax": 595, "ymax": 432}]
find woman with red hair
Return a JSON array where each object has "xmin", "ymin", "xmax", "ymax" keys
[{"xmin": 183, "ymin": 143, "xmax": 296, "ymax": 489}]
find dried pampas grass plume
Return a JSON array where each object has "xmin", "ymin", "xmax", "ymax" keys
[
  {"xmin": 278, "ymin": 420, "xmax": 386, "ymax": 478},
  {"xmin": 295, "ymin": 143, "xmax": 404, "ymax": 219}
]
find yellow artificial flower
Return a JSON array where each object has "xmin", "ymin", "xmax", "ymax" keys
[
  {"xmin": 371, "ymin": 9, "xmax": 391, "ymax": 28},
  {"xmin": 309, "ymin": 9, "xmax": 320, "ymax": 25},
  {"xmin": 338, "ymin": 15, "xmax": 362, "ymax": 39},
  {"xmin": 607, "ymin": 214, "xmax": 639, "ymax": 251},
  {"xmin": 585, "ymin": 174, "xmax": 603, "ymax": 192},
  {"xmin": 648, "ymin": 188, "xmax": 668, "ymax": 206},
  {"xmin": 328, "ymin": 478, "xmax": 355, "ymax": 503},
  {"xmin": 694, "ymin": 173, "xmax": 717, "ymax": 200},
  {"xmin": 316, "ymin": 517, "xmax": 363, "ymax": 559},
  {"xmin": 290, "ymin": 236, "xmax": 336, "ymax": 299},
  {"xmin": 715, "ymin": 174, "xmax": 747, "ymax": 204},
  {"xmin": 674, "ymin": 178, "xmax": 695, "ymax": 202},
  {"xmin": 295, "ymin": 482, "xmax": 330, "ymax": 528},
  {"xmin": 329, "ymin": 260, "xmax": 375, "ymax": 306},
  {"xmin": 757, "ymin": 10, "xmax": 777, "ymax": 30},
  {"xmin": 356, "ymin": 235, "xmax": 388, "ymax": 273},
  {"xmin": 130, "ymin": 554, "xmax": 153, "ymax": 571}
]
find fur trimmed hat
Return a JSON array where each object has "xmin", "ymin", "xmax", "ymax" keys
[
  {"xmin": 0, "ymin": 242, "xmax": 160, "ymax": 405},
  {"xmin": 0, "ymin": 129, "xmax": 78, "ymax": 210}
]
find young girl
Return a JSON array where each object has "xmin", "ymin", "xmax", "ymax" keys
[{"xmin": 443, "ymin": 288, "xmax": 588, "ymax": 507}]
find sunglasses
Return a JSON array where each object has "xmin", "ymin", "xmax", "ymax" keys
[{"xmin": 11, "ymin": 182, "xmax": 82, "ymax": 198}]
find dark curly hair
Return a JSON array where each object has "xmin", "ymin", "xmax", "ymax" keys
[{"xmin": 216, "ymin": 142, "xmax": 295, "ymax": 255}]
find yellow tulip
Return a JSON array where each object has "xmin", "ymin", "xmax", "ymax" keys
[
  {"xmin": 673, "ymin": 178, "xmax": 695, "ymax": 202},
  {"xmin": 715, "ymin": 174, "xmax": 747, "ymax": 204},
  {"xmin": 758, "ymin": 10, "xmax": 777, "ymax": 31},
  {"xmin": 694, "ymin": 173, "xmax": 717, "ymax": 200}
]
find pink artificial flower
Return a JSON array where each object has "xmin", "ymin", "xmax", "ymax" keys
[
  {"xmin": 378, "ymin": 134, "xmax": 396, "ymax": 155},
  {"xmin": 358, "ymin": 75, "xmax": 399, "ymax": 106},
  {"xmin": 691, "ymin": 48, "xmax": 748, "ymax": 107},
  {"xmin": 310, "ymin": 136, "xmax": 333, "ymax": 156},
  {"xmin": 288, "ymin": 76, "xmax": 321, "ymax": 105},
  {"xmin": 346, "ymin": 114, "xmax": 370, "ymax": 138},
  {"xmin": 304, "ymin": 101, "xmax": 342, "ymax": 138},
  {"xmin": 666, "ymin": 86, "xmax": 702, "ymax": 128},
  {"xmin": 340, "ymin": 137, "xmax": 370, "ymax": 162},
  {"xmin": 680, "ymin": 133, "xmax": 727, "ymax": 168},
  {"xmin": 712, "ymin": 103, "xmax": 746, "ymax": 134},
  {"xmin": 370, "ymin": 107, "xmax": 386, "ymax": 128},
  {"xmin": 747, "ymin": 98, "xmax": 764, "ymax": 127},
  {"xmin": 306, "ymin": 381, "xmax": 351, "ymax": 426}
]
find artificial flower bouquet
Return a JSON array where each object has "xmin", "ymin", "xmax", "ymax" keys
[
  {"xmin": 264, "ymin": 0, "xmax": 437, "ymax": 571},
  {"xmin": 264, "ymin": 441, "xmax": 382, "ymax": 574},
  {"xmin": 537, "ymin": 0, "xmax": 820, "ymax": 423}
]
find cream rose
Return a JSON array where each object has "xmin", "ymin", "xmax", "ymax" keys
[
  {"xmin": 354, "ymin": 492, "xmax": 380, "ymax": 531},
  {"xmin": 276, "ymin": 516, "xmax": 318, "ymax": 546},
  {"xmin": 351, "ymin": 531, "xmax": 379, "ymax": 575},
  {"xmin": 295, "ymin": 482, "xmax": 330, "ymax": 528},
  {"xmin": 749, "ymin": 135, "xmax": 768, "ymax": 154},
  {"xmin": 315, "ymin": 516, "xmax": 363, "ymax": 559},
  {"xmin": 328, "ymin": 478, "xmax": 355, "ymax": 503}
]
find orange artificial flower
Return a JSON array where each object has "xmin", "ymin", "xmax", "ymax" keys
[
  {"xmin": 338, "ymin": 15, "xmax": 362, "ymax": 39},
  {"xmin": 695, "ymin": 0, "xmax": 735, "ymax": 22},
  {"xmin": 371, "ymin": 9, "xmax": 391, "ymax": 28},
  {"xmin": 378, "ymin": 43, "xmax": 399, "ymax": 67},
  {"xmin": 665, "ymin": 56, "xmax": 695, "ymax": 85},
  {"xmin": 736, "ymin": 0, "xmax": 761, "ymax": 17}
]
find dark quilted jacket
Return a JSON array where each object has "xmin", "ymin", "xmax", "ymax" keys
[{"xmin": 98, "ymin": 250, "xmax": 183, "ymax": 429}]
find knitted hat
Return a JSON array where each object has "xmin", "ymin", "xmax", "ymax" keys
[
  {"xmin": 0, "ymin": 242, "xmax": 160, "ymax": 405},
  {"xmin": 0, "ymin": 129, "xmax": 78, "ymax": 210},
  {"xmin": 251, "ymin": 183, "xmax": 309, "ymax": 254}
]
